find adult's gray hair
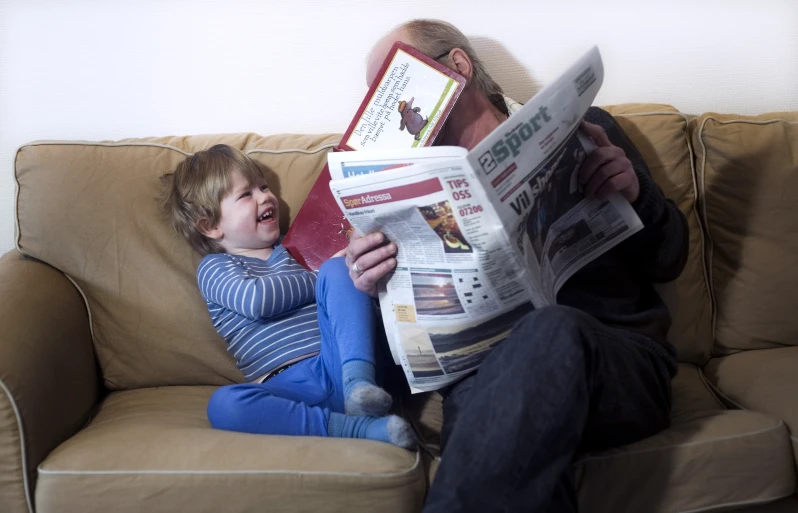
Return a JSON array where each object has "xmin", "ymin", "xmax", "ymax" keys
[{"xmin": 403, "ymin": 19, "xmax": 503, "ymax": 100}]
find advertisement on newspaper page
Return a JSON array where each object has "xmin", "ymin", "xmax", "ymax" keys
[{"xmin": 328, "ymin": 46, "xmax": 643, "ymax": 392}]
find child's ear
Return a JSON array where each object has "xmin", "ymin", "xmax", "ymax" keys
[{"xmin": 198, "ymin": 218, "xmax": 223, "ymax": 240}]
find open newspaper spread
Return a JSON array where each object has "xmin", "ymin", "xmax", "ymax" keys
[{"xmin": 328, "ymin": 47, "xmax": 643, "ymax": 392}]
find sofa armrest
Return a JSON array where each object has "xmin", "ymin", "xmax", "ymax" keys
[{"xmin": 0, "ymin": 251, "xmax": 100, "ymax": 513}]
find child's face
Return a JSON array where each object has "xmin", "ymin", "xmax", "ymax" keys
[{"xmin": 214, "ymin": 169, "xmax": 280, "ymax": 257}]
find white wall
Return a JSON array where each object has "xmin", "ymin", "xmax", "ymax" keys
[{"xmin": 2, "ymin": 0, "xmax": 797, "ymax": 255}]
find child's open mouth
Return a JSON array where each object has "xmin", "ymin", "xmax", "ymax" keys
[{"xmin": 257, "ymin": 208, "xmax": 275, "ymax": 223}]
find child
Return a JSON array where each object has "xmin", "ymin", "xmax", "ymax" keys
[{"xmin": 160, "ymin": 144, "xmax": 414, "ymax": 449}]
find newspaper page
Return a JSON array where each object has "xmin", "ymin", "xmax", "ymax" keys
[
  {"xmin": 328, "ymin": 147, "xmax": 467, "ymax": 181},
  {"xmin": 329, "ymin": 47, "xmax": 643, "ymax": 392},
  {"xmin": 467, "ymin": 45, "xmax": 643, "ymax": 305},
  {"xmin": 329, "ymin": 160, "xmax": 534, "ymax": 392},
  {"xmin": 328, "ymin": 146, "xmax": 467, "ymax": 366}
]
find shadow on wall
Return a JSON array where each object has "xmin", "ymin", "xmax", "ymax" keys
[{"xmin": 470, "ymin": 36, "xmax": 541, "ymax": 104}]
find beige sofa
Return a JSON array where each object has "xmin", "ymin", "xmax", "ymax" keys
[{"xmin": 2, "ymin": 104, "xmax": 798, "ymax": 513}]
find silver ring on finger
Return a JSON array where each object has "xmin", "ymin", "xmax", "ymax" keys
[{"xmin": 351, "ymin": 261, "xmax": 364, "ymax": 275}]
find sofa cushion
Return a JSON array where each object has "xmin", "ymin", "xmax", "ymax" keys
[
  {"xmin": 705, "ymin": 346, "xmax": 798, "ymax": 462},
  {"xmin": 604, "ymin": 104, "xmax": 711, "ymax": 365},
  {"xmin": 35, "ymin": 386, "xmax": 425, "ymax": 513},
  {"xmin": 691, "ymin": 112, "xmax": 798, "ymax": 354},
  {"xmin": 405, "ymin": 363, "xmax": 795, "ymax": 513},
  {"xmin": 575, "ymin": 364, "xmax": 795, "ymax": 513},
  {"xmin": 15, "ymin": 134, "xmax": 339, "ymax": 389}
]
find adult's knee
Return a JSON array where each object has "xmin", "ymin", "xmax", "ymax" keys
[
  {"xmin": 513, "ymin": 305, "xmax": 591, "ymax": 337},
  {"xmin": 496, "ymin": 305, "xmax": 593, "ymax": 366}
]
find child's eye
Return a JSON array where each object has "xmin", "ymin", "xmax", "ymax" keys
[
  {"xmin": 238, "ymin": 192, "xmax": 251, "ymax": 199},
  {"xmin": 260, "ymin": 184, "xmax": 269, "ymax": 192}
]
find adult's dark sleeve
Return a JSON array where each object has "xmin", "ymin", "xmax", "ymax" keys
[{"xmin": 583, "ymin": 107, "xmax": 689, "ymax": 283}]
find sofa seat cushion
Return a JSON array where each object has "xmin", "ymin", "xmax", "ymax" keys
[
  {"xmin": 407, "ymin": 364, "xmax": 795, "ymax": 513},
  {"xmin": 35, "ymin": 386, "xmax": 425, "ymax": 513},
  {"xmin": 705, "ymin": 347, "xmax": 798, "ymax": 461},
  {"xmin": 575, "ymin": 364, "xmax": 795, "ymax": 513}
]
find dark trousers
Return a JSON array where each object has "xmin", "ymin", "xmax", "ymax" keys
[{"xmin": 424, "ymin": 305, "xmax": 676, "ymax": 513}]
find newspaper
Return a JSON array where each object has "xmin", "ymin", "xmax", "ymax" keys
[{"xmin": 328, "ymin": 47, "xmax": 643, "ymax": 392}]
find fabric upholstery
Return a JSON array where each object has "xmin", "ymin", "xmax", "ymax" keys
[
  {"xmin": 604, "ymin": 104, "xmax": 711, "ymax": 365},
  {"xmin": 404, "ymin": 363, "xmax": 796, "ymax": 513},
  {"xmin": 14, "ymin": 133, "xmax": 339, "ymax": 390},
  {"xmin": 12, "ymin": 104, "xmax": 798, "ymax": 512},
  {"xmin": 0, "ymin": 251, "xmax": 99, "ymax": 513},
  {"xmin": 705, "ymin": 346, "xmax": 798, "ymax": 462},
  {"xmin": 691, "ymin": 112, "xmax": 798, "ymax": 355},
  {"xmin": 35, "ymin": 386, "xmax": 425, "ymax": 513},
  {"xmin": 576, "ymin": 364, "xmax": 795, "ymax": 513}
]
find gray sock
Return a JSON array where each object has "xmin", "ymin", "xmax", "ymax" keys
[
  {"xmin": 385, "ymin": 415, "xmax": 417, "ymax": 450},
  {"xmin": 327, "ymin": 413, "xmax": 416, "ymax": 450},
  {"xmin": 345, "ymin": 382, "xmax": 393, "ymax": 416}
]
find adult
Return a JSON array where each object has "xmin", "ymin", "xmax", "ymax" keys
[{"xmin": 347, "ymin": 19, "xmax": 689, "ymax": 513}]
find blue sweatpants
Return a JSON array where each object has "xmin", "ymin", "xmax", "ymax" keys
[{"xmin": 206, "ymin": 257, "xmax": 378, "ymax": 436}]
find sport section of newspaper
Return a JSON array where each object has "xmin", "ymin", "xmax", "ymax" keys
[
  {"xmin": 329, "ymin": 46, "xmax": 643, "ymax": 392},
  {"xmin": 467, "ymin": 46, "xmax": 643, "ymax": 307}
]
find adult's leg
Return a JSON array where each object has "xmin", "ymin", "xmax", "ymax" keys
[
  {"xmin": 316, "ymin": 257, "xmax": 391, "ymax": 416},
  {"xmin": 425, "ymin": 305, "xmax": 674, "ymax": 513}
]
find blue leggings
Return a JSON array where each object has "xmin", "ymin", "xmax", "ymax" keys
[{"xmin": 207, "ymin": 257, "xmax": 378, "ymax": 436}]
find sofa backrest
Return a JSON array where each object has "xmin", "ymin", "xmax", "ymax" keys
[
  {"xmin": 15, "ymin": 133, "xmax": 338, "ymax": 389},
  {"xmin": 690, "ymin": 112, "xmax": 798, "ymax": 356},
  {"xmin": 14, "ymin": 103, "xmax": 741, "ymax": 390},
  {"xmin": 605, "ymin": 104, "xmax": 713, "ymax": 365}
]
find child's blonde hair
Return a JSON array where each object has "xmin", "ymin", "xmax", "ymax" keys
[{"xmin": 160, "ymin": 144, "xmax": 265, "ymax": 255}]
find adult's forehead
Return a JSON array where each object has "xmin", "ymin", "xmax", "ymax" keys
[{"xmin": 365, "ymin": 28, "xmax": 412, "ymax": 86}]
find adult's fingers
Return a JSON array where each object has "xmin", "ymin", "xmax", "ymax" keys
[
  {"xmin": 594, "ymin": 172, "xmax": 636, "ymax": 201},
  {"xmin": 345, "ymin": 232, "xmax": 386, "ymax": 268},
  {"xmin": 584, "ymin": 159, "xmax": 627, "ymax": 199},
  {"xmin": 350, "ymin": 240, "xmax": 397, "ymax": 275},
  {"xmin": 581, "ymin": 121, "xmax": 612, "ymax": 147},
  {"xmin": 578, "ymin": 146, "xmax": 623, "ymax": 188},
  {"xmin": 352, "ymin": 256, "xmax": 397, "ymax": 297}
]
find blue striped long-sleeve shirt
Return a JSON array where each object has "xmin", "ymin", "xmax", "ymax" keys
[{"xmin": 197, "ymin": 245, "xmax": 321, "ymax": 381}]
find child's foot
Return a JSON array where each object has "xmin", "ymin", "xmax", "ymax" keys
[
  {"xmin": 342, "ymin": 360, "xmax": 392, "ymax": 416},
  {"xmin": 328, "ymin": 413, "xmax": 416, "ymax": 450},
  {"xmin": 345, "ymin": 382, "xmax": 392, "ymax": 416}
]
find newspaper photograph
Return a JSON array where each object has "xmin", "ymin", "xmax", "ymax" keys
[{"xmin": 328, "ymin": 46, "xmax": 643, "ymax": 392}]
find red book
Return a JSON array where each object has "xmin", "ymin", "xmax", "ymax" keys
[{"xmin": 283, "ymin": 42, "xmax": 466, "ymax": 270}]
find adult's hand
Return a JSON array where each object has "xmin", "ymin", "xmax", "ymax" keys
[
  {"xmin": 578, "ymin": 121, "xmax": 640, "ymax": 203},
  {"xmin": 345, "ymin": 232, "xmax": 397, "ymax": 297}
]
